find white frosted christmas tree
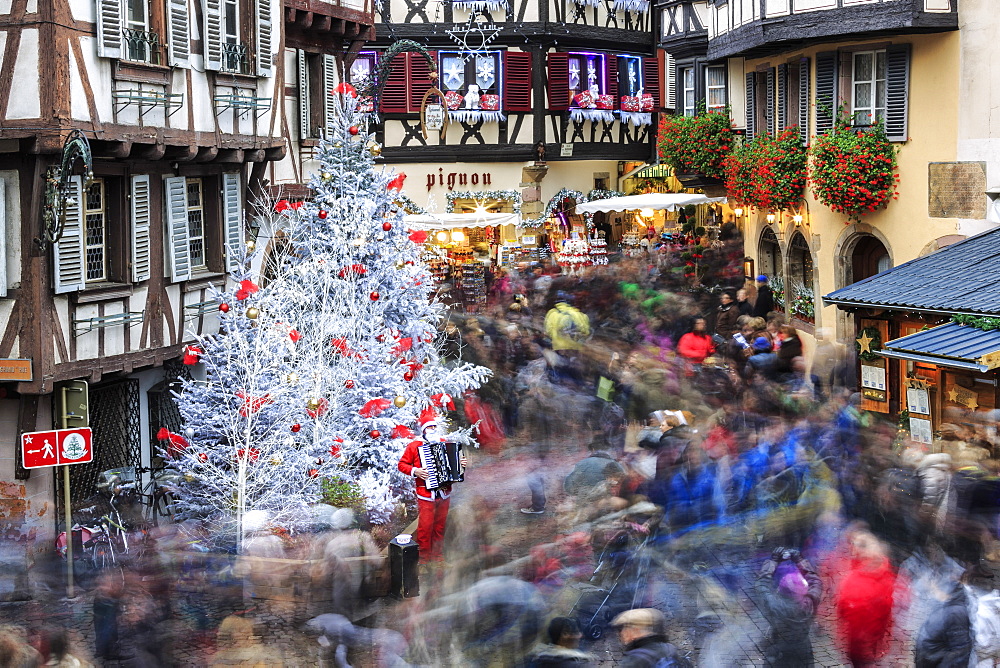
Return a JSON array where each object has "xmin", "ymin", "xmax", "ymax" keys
[{"xmin": 165, "ymin": 84, "xmax": 490, "ymax": 548}]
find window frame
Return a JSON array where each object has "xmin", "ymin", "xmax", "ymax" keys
[
  {"xmin": 349, "ymin": 52, "xmax": 377, "ymax": 86},
  {"xmin": 84, "ymin": 178, "xmax": 109, "ymax": 284},
  {"xmin": 439, "ymin": 50, "xmax": 503, "ymax": 104},
  {"xmin": 681, "ymin": 66, "xmax": 696, "ymax": 116},
  {"xmin": 619, "ymin": 55, "xmax": 644, "ymax": 98},
  {"xmin": 566, "ymin": 52, "xmax": 607, "ymax": 104},
  {"xmin": 185, "ymin": 178, "xmax": 208, "ymax": 272},
  {"xmin": 705, "ymin": 64, "xmax": 727, "ymax": 113},
  {"xmin": 851, "ymin": 49, "xmax": 887, "ymax": 127}
]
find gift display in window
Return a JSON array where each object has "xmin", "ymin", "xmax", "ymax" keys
[
  {"xmin": 620, "ymin": 89, "xmax": 653, "ymax": 127},
  {"xmin": 441, "ymin": 51, "xmax": 506, "ymax": 123}
]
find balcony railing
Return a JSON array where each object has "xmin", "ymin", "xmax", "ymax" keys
[
  {"xmin": 122, "ymin": 28, "xmax": 162, "ymax": 65},
  {"xmin": 221, "ymin": 42, "xmax": 251, "ymax": 75}
]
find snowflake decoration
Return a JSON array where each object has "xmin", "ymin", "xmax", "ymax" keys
[
  {"xmin": 628, "ymin": 62, "xmax": 637, "ymax": 93},
  {"xmin": 476, "ymin": 56, "xmax": 495, "ymax": 89}
]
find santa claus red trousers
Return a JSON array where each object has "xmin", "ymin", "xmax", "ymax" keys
[{"xmin": 416, "ymin": 497, "xmax": 449, "ymax": 560}]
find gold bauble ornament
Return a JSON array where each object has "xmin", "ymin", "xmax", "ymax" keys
[
  {"xmin": 245, "ymin": 239, "xmax": 256, "ymax": 253},
  {"xmin": 270, "ymin": 456, "xmax": 283, "ymax": 466},
  {"xmin": 286, "ymin": 372, "xmax": 299, "ymax": 384},
  {"xmin": 183, "ymin": 472, "xmax": 196, "ymax": 483},
  {"xmin": 393, "ymin": 396, "xmax": 407, "ymax": 408},
  {"xmin": 306, "ymin": 397, "xmax": 321, "ymax": 411},
  {"xmin": 368, "ymin": 142, "xmax": 382, "ymax": 157},
  {"xmin": 246, "ymin": 307, "xmax": 260, "ymax": 320}
]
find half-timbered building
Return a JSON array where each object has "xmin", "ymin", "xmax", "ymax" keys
[{"xmin": 0, "ymin": 0, "xmax": 288, "ymax": 567}]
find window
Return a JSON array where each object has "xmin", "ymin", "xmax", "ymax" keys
[
  {"xmin": 186, "ymin": 179, "xmax": 206, "ymax": 270},
  {"xmin": 298, "ymin": 51, "xmax": 337, "ymax": 139},
  {"xmin": 619, "ymin": 56, "xmax": 643, "ymax": 97},
  {"xmin": 350, "ymin": 52, "xmax": 376, "ymax": 86},
  {"xmin": 223, "ymin": 0, "xmax": 239, "ymax": 44},
  {"xmin": 441, "ymin": 51, "xmax": 501, "ymax": 102},
  {"xmin": 84, "ymin": 180, "xmax": 108, "ymax": 283},
  {"xmin": 852, "ymin": 50, "xmax": 886, "ymax": 126},
  {"xmin": 567, "ymin": 53, "xmax": 606, "ymax": 100},
  {"xmin": 681, "ymin": 67, "xmax": 695, "ymax": 116},
  {"xmin": 122, "ymin": 0, "xmax": 158, "ymax": 63},
  {"xmin": 705, "ymin": 65, "xmax": 726, "ymax": 112}
]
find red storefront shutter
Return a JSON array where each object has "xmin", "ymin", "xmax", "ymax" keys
[
  {"xmin": 643, "ymin": 57, "xmax": 661, "ymax": 110},
  {"xmin": 546, "ymin": 52, "xmax": 570, "ymax": 111},
  {"xmin": 503, "ymin": 50, "xmax": 533, "ymax": 112},
  {"xmin": 606, "ymin": 56, "xmax": 620, "ymax": 105},
  {"xmin": 408, "ymin": 51, "xmax": 437, "ymax": 113},
  {"xmin": 379, "ymin": 52, "xmax": 408, "ymax": 114}
]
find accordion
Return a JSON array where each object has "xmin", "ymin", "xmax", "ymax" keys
[{"xmin": 419, "ymin": 441, "xmax": 464, "ymax": 491}]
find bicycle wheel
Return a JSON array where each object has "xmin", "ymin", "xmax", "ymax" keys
[
  {"xmin": 153, "ymin": 488, "xmax": 175, "ymax": 525},
  {"xmin": 91, "ymin": 542, "xmax": 113, "ymax": 570}
]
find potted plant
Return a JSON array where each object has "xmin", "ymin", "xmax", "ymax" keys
[
  {"xmin": 809, "ymin": 118, "xmax": 899, "ymax": 223},
  {"xmin": 657, "ymin": 107, "xmax": 733, "ymax": 188},
  {"xmin": 724, "ymin": 129, "xmax": 807, "ymax": 212}
]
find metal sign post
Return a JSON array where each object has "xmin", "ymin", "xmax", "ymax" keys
[{"xmin": 59, "ymin": 381, "xmax": 88, "ymax": 599}]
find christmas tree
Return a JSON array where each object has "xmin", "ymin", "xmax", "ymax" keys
[{"xmin": 165, "ymin": 85, "xmax": 490, "ymax": 548}]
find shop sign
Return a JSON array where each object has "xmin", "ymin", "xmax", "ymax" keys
[
  {"xmin": 426, "ymin": 168, "xmax": 493, "ymax": 191},
  {"xmin": 424, "ymin": 103, "xmax": 445, "ymax": 132},
  {"xmin": 948, "ymin": 384, "xmax": 979, "ymax": 410},
  {"xmin": 862, "ymin": 388, "xmax": 886, "ymax": 402},
  {"xmin": 560, "ymin": 143, "xmax": 574, "ymax": 157},
  {"xmin": 0, "ymin": 359, "xmax": 32, "ymax": 382},
  {"xmin": 521, "ymin": 235, "xmax": 536, "ymax": 245},
  {"xmin": 909, "ymin": 417, "xmax": 933, "ymax": 445}
]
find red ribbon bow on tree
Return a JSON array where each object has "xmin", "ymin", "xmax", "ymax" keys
[
  {"xmin": 274, "ymin": 199, "xmax": 291, "ymax": 213},
  {"xmin": 331, "ymin": 338, "xmax": 363, "ymax": 359},
  {"xmin": 330, "ymin": 437, "xmax": 343, "ymax": 458},
  {"xmin": 359, "ymin": 398, "xmax": 392, "ymax": 418},
  {"xmin": 391, "ymin": 425, "xmax": 415, "ymax": 440},
  {"xmin": 391, "ymin": 337, "xmax": 413, "ymax": 356},
  {"xmin": 236, "ymin": 391, "xmax": 272, "ymax": 417},
  {"xmin": 408, "ymin": 230, "xmax": 429, "ymax": 244},
  {"xmin": 431, "ymin": 393, "xmax": 456, "ymax": 411},
  {"xmin": 182, "ymin": 345, "xmax": 202, "ymax": 365},
  {"xmin": 236, "ymin": 448, "xmax": 260, "ymax": 463},
  {"xmin": 235, "ymin": 280, "xmax": 259, "ymax": 301},
  {"xmin": 386, "ymin": 174, "xmax": 407, "ymax": 192},
  {"xmin": 157, "ymin": 427, "xmax": 189, "ymax": 458},
  {"xmin": 334, "ymin": 82, "xmax": 358, "ymax": 98},
  {"xmin": 337, "ymin": 264, "xmax": 368, "ymax": 279}
]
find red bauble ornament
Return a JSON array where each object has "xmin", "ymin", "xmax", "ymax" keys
[
  {"xmin": 197, "ymin": 453, "xmax": 208, "ymax": 463},
  {"xmin": 349, "ymin": 126, "xmax": 360, "ymax": 136},
  {"xmin": 382, "ymin": 222, "xmax": 393, "ymax": 232},
  {"xmin": 369, "ymin": 291, "xmax": 380, "ymax": 301},
  {"xmin": 291, "ymin": 423, "xmax": 301, "ymax": 433},
  {"xmin": 345, "ymin": 379, "xmax": 355, "ymax": 389},
  {"xmin": 404, "ymin": 371, "xmax": 415, "ymax": 381},
  {"xmin": 369, "ymin": 429, "xmax": 381, "ymax": 439},
  {"xmin": 219, "ymin": 303, "xmax": 230, "ymax": 313},
  {"xmin": 318, "ymin": 210, "xmax": 328, "ymax": 219},
  {"xmin": 405, "ymin": 261, "xmax": 414, "ymax": 266},
  {"xmin": 308, "ymin": 468, "xmax": 319, "ymax": 478}
]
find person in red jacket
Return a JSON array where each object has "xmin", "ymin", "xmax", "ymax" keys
[
  {"xmin": 397, "ymin": 408, "xmax": 466, "ymax": 561},
  {"xmin": 677, "ymin": 318, "xmax": 715, "ymax": 365}
]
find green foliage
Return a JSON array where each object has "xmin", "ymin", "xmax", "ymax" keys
[
  {"xmin": 951, "ymin": 314, "xmax": 1000, "ymax": 331},
  {"xmin": 656, "ymin": 109, "xmax": 734, "ymax": 179},
  {"xmin": 856, "ymin": 326, "xmax": 883, "ymax": 362},
  {"xmin": 320, "ymin": 478, "xmax": 366, "ymax": 509}
]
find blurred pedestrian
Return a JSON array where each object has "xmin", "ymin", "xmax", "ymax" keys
[
  {"xmin": 609, "ymin": 608, "xmax": 689, "ymax": 668},
  {"xmin": 914, "ymin": 575, "xmax": 972, "ymax": 668},
  {"xmin": 677, "ymin": 318, "xmax": 715, "ymax": 366},
  {"xmin": 755, "ymin": 548, "xmax": 822, "ymax": 667},
  {"xmin": 714, "ymin": 291, "xmax": 740, "ymax": 341},
  {"xmin": 524, "ymin": 617, "xmax": 594, "ymax": 667},
  {"xmin": 834, "ymin": 526, "xmax": 899, "ymax": 667},
  {"xmin": 752, "ymin": 275, "xmax": 775, "ymax": 318},
  {"xmin": 736, "ymin": 287, "xmax": 754, "ymax": 316}
]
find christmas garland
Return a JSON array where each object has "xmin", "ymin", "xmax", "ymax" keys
[
  {"xmin": 359, "ymin": 40, "xmax": 438, "ymax": 104},
  {"xmin": 445, "ymin": 190, "xmax": 523, "ymax": 214},
  {"xmin": 724, "ymin": 128, "xmax": 807, "ymax": 212},
  {"xmin": 951, "ymin": 314, "xmax": 1000, "ymax": 331},
  {"xmin": 809, "ymin": 118, "xmax": 899, "ymax": 223},
  {"xmin": 856, "ymin": 326, "xmax": 883, "ymax": 362},
  {"xmin": 394, "ymin": 193, "xmax": 428, "ymax": 215},
  {"xmin": 656, "ymin": 107, "xmax": 733, "ymax": 180}
]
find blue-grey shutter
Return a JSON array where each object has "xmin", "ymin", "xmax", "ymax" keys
[
  {"xmin": 0, "ymin": 178, "xmax": 6, "ymax": 297},
  {"xmin": 130, "ymin": 175, "xmax": 151, "ymax": 283},
  {"xmin": 765, "ymin": 68, "xmax": 775, "ymax": 136},
  {"xmin": 298, "ymin": 50, "xmax": 311, "ymax": 138},
  {"xmin": 815, "ymin": 51, "xmax": 837, "ymax": 136},
  {"xmin": 222, "ymin": 173, "xmax": 243, "ymax": 272},
  {"xmin": 255, "ymin": 0, "xmax": 273, "ymax": 77},
  {"xmin": 323, "ymin": 54, "xmax": 338, "ymax": 133},
  {"xmin": 776, "ymin": 64, "xmax": 787, "ymax": 132},
  {"xmin": 166, "ymin": 0, "xmax": 190, "ymax": 68},
  {"xmin": 163, "ymin": 176, "xmax": 191, "ymax": 282},
  {"xmin": 202, "ymin": 0, "xmax": 223, "ymax": 71},
  {"xmin": 54, "ymin": 176, "xmax": 86, "ymax": 294},
  {"xmin": 884, "ymin": 44, "xmax": 910, "ymax": 142},
  {"xmin": 745, "ymin": 71, "xmax": 756, "ymax": 140},
  {"xmin": 663, "ymin": 53, "xmax": 676, "ymax": 110},
  {"xmin": 798, "ymin": 57, "xmax": 810, "ymax": 145},
  {"xmin": 96, "ymin": 0, "xmax": 123, "ymax": 59}
]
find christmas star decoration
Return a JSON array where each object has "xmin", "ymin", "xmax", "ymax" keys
[
  {"xmin": 446, "ymin": 16, "xmax": 501, "ymax": 61},
  {"xmin": 856, "ymin": 331, "xmax": 874, "ymax": 355},
  {"xmin": 947, "ymin": 387, "xmax": 959, "ymax": 402}
]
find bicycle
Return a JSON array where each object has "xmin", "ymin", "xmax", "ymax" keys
[{"xmin": 133, "ymin": 465, "xmax": 179, "ymax": 526}]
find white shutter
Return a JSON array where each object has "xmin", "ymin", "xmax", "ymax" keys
[
  {"xmin": 0, "ymin": 178, "xmax": 7, "ymax": 298},
  {"xmin": 222, "ymin": 173, "xmax": 243, "ymax": 272},
  {"xmin": 54, "ymin": 176, "xmax": 86, "ymax": 294},
  {"xmin": 323, "ymin": 54, "xmax": 337, "ymax": 133},
  {"xmin": 663, "ymin": 53, "xmax": 676, "ymax": 110},
  {"xmin": 298, "ymin": 50, "xmax": 311, "ymax": 138},
  {"xmin": 166, "ymin": 0, "xmax": 191, "ymax": 68},
  {"xmin": 96, "ymin": 0, "xmax": 123, "ymax": 59},
  {"xmin": 130, "ymin": 175, "xmax": 151, "ymax": 283},
  {"xmin": 163, "ymin": 176, "xmax": 192, "ymax": 282},
  {"xmin": 202, "ymin": 0, "xmax": 223, "ymax": 71},
  {"xmin": 255, "ymin": 0, "xmax": 273, "ymax": 77}
]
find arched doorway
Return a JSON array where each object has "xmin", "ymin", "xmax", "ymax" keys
[
  {"xmin": 758, "ymin": 227, "xmax": 782, "ymax": 279},
  {"xmin": 788, "ymin": 232, "xmax": 814, "ymax": 322},
  {"xmin": 852, "ymin": 234, "xmax": 891, "ymax": 283}
]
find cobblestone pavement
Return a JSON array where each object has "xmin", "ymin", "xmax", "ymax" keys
[{"xmin": 0, "ymin": 427, "xmax": 974, "ymax": 666}]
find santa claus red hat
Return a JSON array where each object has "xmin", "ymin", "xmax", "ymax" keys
[{"xmin": 418, "ymin": 406, "xmax": 440, "ymax": 434}]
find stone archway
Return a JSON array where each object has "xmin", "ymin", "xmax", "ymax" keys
[{"xmin": 831, "ymin": 223, "xmax": 894, "ymax": 341}]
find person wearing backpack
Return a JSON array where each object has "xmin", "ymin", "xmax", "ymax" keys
[{"xmin": 609, "ymin": 608, "xmax": 691, "ymax": 668}]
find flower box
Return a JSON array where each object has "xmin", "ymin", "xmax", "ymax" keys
[
  {"xmin": 444, "ymin": 91, "xmax": 464, "ymax": 110},
  {"xmin": 479, "ymin": 94, "xmax": 500, "ymax": 111}
]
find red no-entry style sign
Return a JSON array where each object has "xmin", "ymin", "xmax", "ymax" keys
[{"xmin": 21, "ymin": 428, "xmax": 93, "ymax": 469}]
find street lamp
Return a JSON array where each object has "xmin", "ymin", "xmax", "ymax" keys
[
  {"xmin": 792, "ymin": 213, "xmax": 804, "ymax": 226},
  {"xmin": 766, "ymin": 213, "xmax": 776, "ymax": 225},
  {"xmin": 743, "ymin": 257, "xmax": 755, "ymax": 279},
  {"xmin": 733, "ymin": 207, "xmax": 744, "ymax": 218}
]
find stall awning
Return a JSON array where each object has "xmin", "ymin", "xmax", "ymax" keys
[
  {"xmin": 574, "ymin": 193, "xmax": 726, "ymax": 214},
  {"xmin": 403, "ymin": 212, "xmax": 520, "ymax": 230},
  {"xmin": 879, "ymin": 322, "xmax": 1000, "ymax": 373}
]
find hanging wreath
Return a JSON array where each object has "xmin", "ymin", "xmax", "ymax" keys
[{"xmin": 856, "ymin": 326, "xmax": 883, "ymax": 362}]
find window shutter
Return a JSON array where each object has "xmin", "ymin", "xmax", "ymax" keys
[
  {"xmin": 0, "ymin": 178, "xmax": 6, "ymax": 297},
  {"xmin": 255, "ymin": 0, "xmax": 273, "ymax": 77},
  {"xmin": 222, "ymin": 173, "xmax": 243, "ymax": 272},
  {"xmin": 765, "ymin": 68, "xmax": 775, "ymax": 136},
  {"xmin": 663, "ymin": 53, "xmax": 676, "ymax": 110},
  {"xmin": 815, "ymin": 51, "xmax": 837, "ymax": 136},
  {"xmin": 202, "ymin": 0, "xmax": 223, "ymax": 71},
  {"xmin": 776, "ymin": 64, "xmax": 787, "ymax": 132},
  {"xmin": 503, "ymin": 51, "xmax": 533, "ymax": 112},
  {"xmin": 884, "ymin": 44, "xmax": 910, "ymax": 142},
  {"xmin": 323, "ymin": 54, "xmax": 337, "ymax": 133},
  {"xmin": 642, "ymin": 57, "xmax": 661, "ymax": 109},
  {"xmin": 166, "ymin": 0, "xmax": 190, "ymax": 68},
  {"xmin": 96, "ymin": 0, "xmax": 123, "ymax": 59},
  {"xmin": 407, "ymin": 51, "xmax": 437, "ymax": 113},
  {"xmin": 379, "ymin": 52, "xmax": 408, "ymax": 114},
  {"xmin": 605, "ymin": 57, "xmax": 618, "ymax": 103},
  {"xmin": 745, "ymin": 72, "xmax": 756, "ymax": 140},
  {"xmin": 546, "ymin": 52, "xmax": 570, "ymax": 111},
  {"xmin": 297, "ymin": 50, "xmax": 311, "ymax": 138},
  {"xmin": 799, "ymin": 57, "xmax": 810, "ymax": 145},
  {"xmin": 53, "ymin": 176, "xmax": 85, "ymax": 294},
  {"xmin": 163, "ymin": 176, "xmax": 191, "ymax": 282},
  {"xmin": 130, "ymin": 175, "xmax": 151, "ymax": 283}
]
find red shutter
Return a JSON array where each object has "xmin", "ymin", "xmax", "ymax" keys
[
  {"xmin": 503, "ymin": 50, "xmax": 533, "ymax": 112},
  {"xmin": 606, "ymin": 56, "xmax": 620, "ymax": 105},
  {"xmin": 643, "ymin": 57, "xmax": 661, "ymax": 110},
  {"xmin": 379, "ymin": 52, "xmax": 408, "ymax": 114},
  {"xmin": 546, "ymin": 52, "xmax": 570, "ymax": 111},
  {"xmin": 408, "ymin": 51, "xmax": 437, "ymax": 113}
]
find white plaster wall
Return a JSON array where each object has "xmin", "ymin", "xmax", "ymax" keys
[
  {"xmin": 69, "ymin": 0, "xmax": 95, "ymax": 23},
  {"xmin": 68, "ymin": 48, "xmax": 91, "ymax": 122},
  {"xmin": 8, "ymin": 29, "xmax": 39, "ymax": 119},
  {"xmin": 0, "ymin": 170, "xmax": 22, "ymax": 292}
]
